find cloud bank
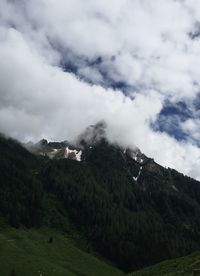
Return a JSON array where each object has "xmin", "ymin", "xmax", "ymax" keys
[{"xmin": 1, "ymin": 0, "xmax": 200, "ymax": 179}]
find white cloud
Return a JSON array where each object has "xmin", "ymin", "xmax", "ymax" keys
[
  {"xmin": 78, "ymin": 66, "xmax": 104, "ymax": 83},
  {"xmin": 181, "ymin": 118, "xmax": 200, "ymax": 142},
  {"xmin": 0, "ymin": 0, "xmax": 200, "ymax": 179}
]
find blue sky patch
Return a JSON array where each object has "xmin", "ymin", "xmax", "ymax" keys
[{"xmin": 152, "ymin": 100, "xmax": 192, "ymax": 141}]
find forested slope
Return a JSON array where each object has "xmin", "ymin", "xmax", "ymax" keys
[{"xmin": 1, "ymin": 134, "xmax": 200, "ymax": 272}]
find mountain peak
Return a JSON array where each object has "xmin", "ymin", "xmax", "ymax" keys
[{"xmin": 76, "ymin": 121, "xmax": 107, "ymax": 147}]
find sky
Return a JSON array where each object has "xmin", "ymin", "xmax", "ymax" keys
[{"xmin": 0, "ymin": 0, "xmax": 200, "ymax": 179}]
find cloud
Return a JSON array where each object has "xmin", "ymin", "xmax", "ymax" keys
[
  {"xmin": 1, "ymin": 0, "xmax": 200, "ymax": 179},
  {"xmin": 21, "ymin": 0, "xmax": 200, "ymax": 99}
]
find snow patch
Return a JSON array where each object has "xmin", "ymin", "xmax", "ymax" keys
[
  {"xmin": 65, "ymin": 147, "xmax": 82, "ymax": 161},
  {"xmin": 131, "ymin": 151, "xmax": 144, "ymax": 164},
  {"xmin": 133, "ymin": 166, "xmax": 143, "ymax": 182},
  {"xmin": 172, "ymin": 185, "xmax": 179, "ymax": 192},
  {"xmin": 76, "ymin": 150, "xmax": 82, "ymax": 161},
  {"xmin": 47, "ymin": 148, "xmax": 58, "ymax": 159}
]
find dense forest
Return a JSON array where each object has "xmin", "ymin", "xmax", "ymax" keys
[{"xmin": 1, "ymin": 134, "xmax": 200, "ymax": 272}]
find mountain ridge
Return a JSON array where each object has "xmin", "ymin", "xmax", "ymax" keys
[{"xmin": 1, "ymin": 129, "xmax": 200, "ymax": 272}]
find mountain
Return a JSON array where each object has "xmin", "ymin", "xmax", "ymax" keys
[
  {"xmin": 1, "ymin": 125, "xmax": 200, "ymax": 274},
  {"xmin": 26, "ymin": 138, "xmax": 82, "ymax": 161},
  {"xmin": 24, "ymin": 121, "xmax": 109, "ymax": 162},
  {"xmin": 25, "ymin": 121, "xmax": 146, "ymax": 165}
]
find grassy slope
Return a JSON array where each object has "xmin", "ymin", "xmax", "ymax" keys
[
  {"xmin": 0, "ymin": 226, "xmax": 124, "ymax": 276},
  {"xmin": 129, "ymin": 251, "xmax": 200, "ymax": 276}
]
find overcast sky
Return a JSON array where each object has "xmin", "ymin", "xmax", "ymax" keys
[{"xmin": 1, "ymin": 0, "xmax": 200, "ymax": 179}]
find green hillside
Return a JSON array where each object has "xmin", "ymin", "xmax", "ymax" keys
[
  {"xmin": 129, "ymin": 251, "xmax": 200, "ymax": 276},
  {"xmin": 0, "ymin": 226, "xmax": 124, "ymax": 276}
]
